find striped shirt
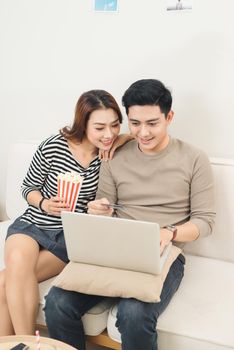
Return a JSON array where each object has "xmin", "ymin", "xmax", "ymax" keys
[{"xmin": 21, "ymin": 134, "xmax": 101, "ymax": 229}]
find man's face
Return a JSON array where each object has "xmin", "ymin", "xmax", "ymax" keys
[{"xmin": 128, "ymin": 105, "xmax": 174, "ymax": 154}]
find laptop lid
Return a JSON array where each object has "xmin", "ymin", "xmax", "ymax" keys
[{"xmin": 62, "ymin": 211, "xmax": 171, "ymax": 275}]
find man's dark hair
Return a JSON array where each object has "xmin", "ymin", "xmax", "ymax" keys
[{"xmin": 122, "ymin": 79, "xmax": 172, "ymax": 117}]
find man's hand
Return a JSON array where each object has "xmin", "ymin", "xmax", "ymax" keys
[
  {"xmin": 42, "ymin": 196, "xmax": 70, "ymax": 216},
  {"xmin": 160, "ymin": 228, "xmax": 173, "ymax": 255},
  {"xmin": 87, "ymin": 198, "xmax": 113, "ymax": 216}
]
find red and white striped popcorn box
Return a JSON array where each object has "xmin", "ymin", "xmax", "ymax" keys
[{"xmin": 57, "ymin": 171, "xmax": 83, "ymax": 211}]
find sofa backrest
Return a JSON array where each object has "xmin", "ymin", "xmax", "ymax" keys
[
  {"xmin": 184, "ymin": 157, "xmax": 234, "ymax": 263},
  {"xmin": 6, "ymin": 141, "xmax": 39, "ymax": 219},
  {"xmin": 5, "ymin": 143, "xmax": 234, "ymax": 263}
]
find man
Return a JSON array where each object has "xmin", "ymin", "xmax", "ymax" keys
[{"xmin": 45, "ymin": 79, "xmax": 215, "ymax": 350}]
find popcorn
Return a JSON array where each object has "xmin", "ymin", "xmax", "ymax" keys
[{"xmin": 57, "ymin": 171, "xmax": 83, "ymax": 211}]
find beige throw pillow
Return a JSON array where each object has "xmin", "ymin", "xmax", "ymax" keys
[{"xmin": 52, "ymin": 245, "xmax": 182, "ymax": 303}]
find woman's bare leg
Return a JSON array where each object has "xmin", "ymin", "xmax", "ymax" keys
[
  {"xmin": 0, "ymin": 270, "xmax": 14, "ymax": 335},
  {"xmin": 35, "ymin": 249, "xmax": 66, "ymax": 283},
  {"xmin": 4, "ymin": 234, "xmax": 66, "ymax": 335},
  {"xmin": 0, "ymin": 240, "xmax": 65, "ymax": 336},
  {"xmin": 5, "ymin": 234, "xmax": 40, "ymax": 334}
]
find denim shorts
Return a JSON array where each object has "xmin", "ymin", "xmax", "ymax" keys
[{"xmin": 6, "ymin": 216, "xmax": 69, "ymax": 263}]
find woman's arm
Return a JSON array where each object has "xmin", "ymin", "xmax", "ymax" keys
[
  {"xmin": 22, "ymin": 141, "xmax": 70, "ymax": 216},
  {"xmin": 26, "ymin": 190, "xmax": 69, "ymax": 216},
  {"xmin": 21, "ymin": 142, "xmax": 51, "ymax": 200}
]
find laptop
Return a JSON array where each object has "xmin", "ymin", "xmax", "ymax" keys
[{"xmin": 61, "ymin": 211, "xmax": 172, "ymax": 275}]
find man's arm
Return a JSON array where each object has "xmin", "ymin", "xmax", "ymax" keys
[
  {"xmin": 188, "ymin": 151, "xmax": 216, "ymax": 238},
  {"xmin": 161, "ymin": 151, "xmax": 215, "ymax": 250},
  {"xmin": 160, "ymin": 151, "xmax": 215, "ymax": 253}
]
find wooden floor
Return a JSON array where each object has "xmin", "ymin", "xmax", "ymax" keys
[{"xmin": 87, "ymin": 330, "xmax": 121, "ymax": 350}]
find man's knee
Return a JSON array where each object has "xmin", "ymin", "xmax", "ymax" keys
[{"xmin": 116, "ymin": 298, "xmax": 157, "ymax": 332}]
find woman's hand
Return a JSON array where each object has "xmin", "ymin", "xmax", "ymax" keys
[
  {"xmin": 87, "ymin": 198, "xmax": 113, "ymax": 216},
  {"xmin": 99, "ymin": 134, "xmax": 134, "ymax": 161},
  {"xmin": 41, "ymin": 196, "xmax": 70, "ymax": 216}
]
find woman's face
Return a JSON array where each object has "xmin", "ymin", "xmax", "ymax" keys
[{"xmin": 86, "ymin": 108, "xmax": 121, "ymax": 150}]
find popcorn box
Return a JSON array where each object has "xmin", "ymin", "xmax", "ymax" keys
[{"xmin": 57, "ymin": 171, "xmax": 83, "ymax": 212}]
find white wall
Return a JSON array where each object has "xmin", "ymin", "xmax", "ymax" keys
[{"xmin": 1, "ymin": 0, "xmax": 234, "ymax": 219}]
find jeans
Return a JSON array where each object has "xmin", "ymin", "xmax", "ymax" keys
[{"xmin": 44, "ymin": 254, "xmax": 185, "ymax": 350}]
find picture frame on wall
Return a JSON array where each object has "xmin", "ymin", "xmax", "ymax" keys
[
  {"xmin": 94, "ymin": 0, "xmax": 118, "ymax": 12},
  {"xmin": 166, "ymin": 0, "xmax": 193, "ymax": 11}
]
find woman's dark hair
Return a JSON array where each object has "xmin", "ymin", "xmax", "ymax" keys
[
  {"xmin": 122, "ymin": 79, "xmax": 172, "ymax": 117},
  {"xmin": 61, "ymin": 90, "xmax": 122, "ymax": 142}
]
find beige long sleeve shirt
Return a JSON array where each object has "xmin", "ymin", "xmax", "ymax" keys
[{"xmin": 96, "ymin": 138, "xmax": 215, "ymax": 246}]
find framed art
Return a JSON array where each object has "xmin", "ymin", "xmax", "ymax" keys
[
  {"xmin": 94, "ymin": 0, "xmax": 118, "ymax": 12},
  {"xmin": 166, "ymin": 0, "xmax": 193, "ymax": 11}
]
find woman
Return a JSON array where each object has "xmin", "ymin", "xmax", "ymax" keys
[{"xmin": 0, "ymin": 89, "xmax": 124, "ymax": 336}]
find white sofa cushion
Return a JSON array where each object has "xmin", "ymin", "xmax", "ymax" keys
[
  {"xmin": 107, "ymin": 254, "xmax": 234, "ymax": 350},
  {"xmin": 82, "ymin": 299, "xmax": 116, "ymax": 336},
  {"xmin": 6, "ymin": 142, "xmax": 39, "ymax": 219}
]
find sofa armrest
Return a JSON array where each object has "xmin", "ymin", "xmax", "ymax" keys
[{"xmin": 0, "ymin": 220, "xmax": 13, "ymax": 270}]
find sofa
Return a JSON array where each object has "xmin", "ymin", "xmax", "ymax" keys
[{"xmin": 0, "ymin": 141, "xmax": 234, "ymax": 350}]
